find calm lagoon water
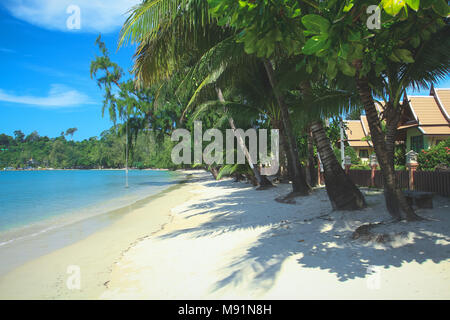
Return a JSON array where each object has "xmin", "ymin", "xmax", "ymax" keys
[
  {"xmin": 0, "ymin": 169, "xmax": 183, "ymax": 275},
  {"xmin": 0, "ymin": 169, "xmax": 181, "ymax": 242}
]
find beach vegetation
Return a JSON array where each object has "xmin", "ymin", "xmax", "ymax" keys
[
  {"xmin": 417, "ymin": 138, "xmax": 450, "ymax": 171},
  {"xmin": 41, "ymin": 0, "xmax": 446, "ymax": 219},
  {"xmin": 0, "ymin": 128, "xmax": 179, "ymax": 170}
]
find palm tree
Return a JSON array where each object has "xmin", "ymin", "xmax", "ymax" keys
[
  {"xmin": 354, "ymin": 24, "xmax": 450, "ymax": 220},
  {"xmin": 120, "ymin": 0, "xmax": 285, "ymax": 189},
  {"xmin": 300, "ymin": 82, "xmax": 366, "ymax": 210},
  {"xmin": 119, "ymin": 0, "xmax": 372, "ymax": 208},
  {"xmin": 263, "ymin": 53, "xmax": 367, "ymax": 210},
  {"xmin": 65, "ymin": 128, "xmax": 78, "ymax": 140},
  {"xmin": 263, "ymin": 59, "xmax": 312, "ymax": 196}
]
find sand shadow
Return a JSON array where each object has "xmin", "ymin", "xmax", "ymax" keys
[{"xmin": 157, "ymin": 179, "xmax": 450, "ymax": 295}]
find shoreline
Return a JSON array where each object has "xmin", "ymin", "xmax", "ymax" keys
[
  {"xmin": 102, "ymin": 178, "xmax": 450, "ymax": 300},
  {"xmin": 0, "ymin": 174, "xmax": 189, "ymax": 277},
  {"xmin": 1, "ymin": 170, "xmax": 449, "ymax": 299},
  {"xmin": 0, "ymin": 171, "xmax": 203, "ymax": 299}
]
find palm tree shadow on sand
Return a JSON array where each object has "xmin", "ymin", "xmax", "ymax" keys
[{"xmin": 156, "ymin": 178, "xmax": 450, "ymax": 295}]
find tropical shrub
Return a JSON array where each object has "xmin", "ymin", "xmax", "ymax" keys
[
  {"xmin": 333, "ymin": 146, "xmax": 360, "ymax": 165},
  {"xmin": 394, "ymin": 144, "xmax": 406, "ymax": 167},
  {"xmin": 350, "ymin": 164, "xmax": 372, "ymax": 170},
  {"xmin": 417, "ymin": 139, "xmax": 450, "ymax": 171}
]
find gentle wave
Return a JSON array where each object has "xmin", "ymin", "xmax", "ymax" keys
[{"xmin": 0, "ymin": 170, "xmax": 181, "ymax": 248}]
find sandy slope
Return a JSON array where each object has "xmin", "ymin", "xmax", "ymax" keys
[
  {"xmin": 102, "ymin": 173, "xmax": 450, "ymax": 300},
  {"xmin": 0, "ymin": 174, "xmax": 201, "ymax": 299}
]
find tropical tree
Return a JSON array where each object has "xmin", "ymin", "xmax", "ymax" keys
[
  {"xmin": 120, "ymin": 0, "xmax": 279, "ymax": 188},
  {"xmin": 65, "ymin": 128, "xmax": 78, "ymax": 140},
  {"xmin": 208, "ymin": 0, "xmax": 367, "ymax": 209},
  {"xmin": 13, "ymin": 130, "xmax": 25, "ymax": 143},
  {"xmin": 297, "ymin": 0, "xmax": 448, "ymax": 220},
  {"xmin": 91, "ymin": 35, "xmax": 184, "ymax": 168},
  {"xmin": 208, "ymin": 0, "xmax": 448, "ymax": 219}
]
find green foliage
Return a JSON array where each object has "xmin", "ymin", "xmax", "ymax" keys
[
  {"xmin": 325, "ymin": 118, "xmax": 342, "ymax": 146},
  {"xmin": 350, "ymin": 164, "xmax": 372, "ymax": 170},
  {"xmin": 346, "ymin": 146, "xmax": 361, "ymax": 165},
  {"xmin": 113, "ymin": 0, "xmax": 449, "ymax": 182},
  {"xmin": 394, "ymin": 144, "xmax": 406, "ymax": 166},
  {"xmin": 417, "ymin": 139, "xmax": 450, "ymax": 171},
  {"xmin": 298, "ymin": 0, "xmax": 449, "ymax": 85},
  {"xmin": 209, "ymin": 0, "xmax": 304, "ymax": 57},
  {"xmin": 346, "ymin": 109, "xmax": 362, "ymax": 120},
  {"xmin": 216, "ymin": 163, "xmax": 252, "ymax": 180},
  {"xmin": 0, "ymin": 129, "xmax": 180, "ymax": 170},
  {"xmin": 333, "ymin": 145, "xmax": 361, "ymax": 165}
]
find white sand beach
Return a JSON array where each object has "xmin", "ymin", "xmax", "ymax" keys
[{"xmin": 0, "ymin": 170, "xmax": 449, "ymax": 299}]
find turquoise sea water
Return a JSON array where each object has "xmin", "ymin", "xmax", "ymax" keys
[
  {"xmin": 0, "ymin": 169, "xmax": 183, "ymax": 275},
  {"xmin": 0, "ymin": 169, "xmax": 180, "ymax": 241}
]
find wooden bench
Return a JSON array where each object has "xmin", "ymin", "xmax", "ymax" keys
[{"xmin": 403, "ymin": 190, "xmax": 434, "ymax": 209}]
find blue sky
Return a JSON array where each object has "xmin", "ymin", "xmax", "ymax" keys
[
  {"xmin": 0, "ymin": 1, "xmax": 449, "ymax": 141},
  {"xmin": 0, "ymin": 0, "xmax": 140, "ymax": 141}
]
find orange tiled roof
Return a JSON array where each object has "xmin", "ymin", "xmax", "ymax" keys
[
  {"xmin": 434, "ymin": 88, "xmax": 450, "ymax": 122},
  {"xmin": 406, "ymin": 94, "xmax": 450, "ymax": 135},
  {"xmin": 348, "ymin": 140, "xmax": 372, "ymax": 147},
  {"xmin": 360, "ymin": 116, "xmax": 371, "ymax": 136},
  {"xmin": 420, "ymin": 125, "xmax": 450, "ymax": 135},
  {"xmin": 345, "ymin": 89, "xmax": 450, "ymax": 148},
  {"xmin": 344, "ymin": 120, "xmax": 372, "ymax": 147},
  {"xmin": 408, "ymin": 96, "xmax": 448, "ymax": 125}
]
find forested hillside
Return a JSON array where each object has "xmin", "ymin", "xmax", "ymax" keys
[{"xmin": 0, "ymin": 128, "xmax": 176, "ymax": 169}]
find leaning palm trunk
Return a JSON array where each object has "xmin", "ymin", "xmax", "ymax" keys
[
  {"xmin": 209, "ymin": 165, "xmax": 220, "ymax": 179},
  {"xmin": 355, "ymin": 76, "xmax": 421, "ymax": 221},
  {"xmin": 299, "ymin": 81, "xmax": 365, "ymax": 209},
  {"xmin": 263, "ymin": 60, "xmax": 311, "ymax": 196},
  {"xmin": 306, "ymin": 126, "xmax": 316, "ymax": 186},
  {"xmin": 310, "ymin": 121, "xmax": 366, "ymax": 210},
  {"xmin": 216, "ymin": 87, "xmax": 273, "ymax": 188},
  {"xmin": 272, "ymin": 119, "xmax": 290, "ymax": 182}
]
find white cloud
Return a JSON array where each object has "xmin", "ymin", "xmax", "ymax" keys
[
  {"xmin": 0, "ymin": 84, "xmax": 94, "ymax": 108},
  {"xmin": 3, "ymin": 0, "xmax": 141, "ymax": 33}
]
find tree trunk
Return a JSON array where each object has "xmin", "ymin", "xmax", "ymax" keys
[
  {"xmin": 272, "ymin": 119, "xmax": 290, "ymax": 183},
  {"xmin": 307, "ymin": 126, "xmax": 317, "ymax": 187},
  {"xmin": 355, "ymin": 76, "xmax": 421, "ymax": 221},
  {"xmin": 209, "ymin": 166, "xmax": 219, "ymax": 180},
  {"xmin": 245, "ymin": 172, "xmax": 259, "ymax": 186},
  {"xmin": 216, "ymin": 87, "xmax": 273, "ymax": 189},
  {"xmin": 232, "ymin": 173, "xmax": 245, "ymax": 182},
  {"xmin": 263, "ymin": 60, "xmax": 311, "ymax": 195},
  {"xmin": 310, "ymin": 121, "xmax": 366, "ymax": 210}
]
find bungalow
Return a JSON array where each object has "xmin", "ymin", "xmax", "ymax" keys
[
  {"xmin": 344, "ymin": 115, "xmax": 374, "ymax": 163},
  {"xmin": 397, "ymin": 87, "xmax": 450, "ymax": 152},
  {"xmin": 343, "ymin": 87, "xmax": 450, "ymax": 160}
]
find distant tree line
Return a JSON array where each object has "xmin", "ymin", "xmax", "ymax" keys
[{"xmin": 0, "ymin": 127, "xmax": 177, "ymax": 170}]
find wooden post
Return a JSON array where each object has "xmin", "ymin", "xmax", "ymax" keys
[
  {"xmin": 370, "ymin": 165, "xmax": 377, "ymax": 187},
  {"xmin": 317, "ymin": 152, "xmax": 324, "ymax": 185},
  {"xmin": 344, "ymin": 155, "xmax": 352, "ymax": 174},
  {"xmin": 345, "ymin": 165, "xmax": 351, "ymax": 175},
  {"xmin": 408, "ymin": 163, "xmax": 418, "ymax": 190},
  {"xmin": 369, "ymin": 154, "xmax": 378, "ymax": 187}
]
